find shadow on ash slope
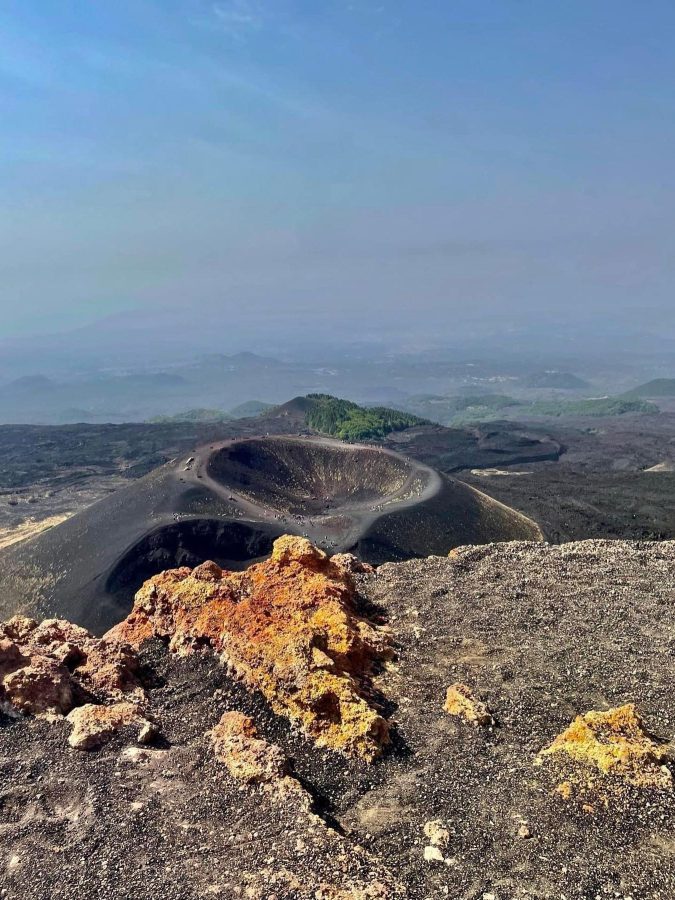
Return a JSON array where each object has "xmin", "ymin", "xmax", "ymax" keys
[{"xmin": 0, "ymin": 437, "xmax": 540, "ymax": 633}]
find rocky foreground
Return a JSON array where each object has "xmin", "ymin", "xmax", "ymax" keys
[{"xmin": 0, "ymin": 537, "xmax": 674, "ymax": 899}]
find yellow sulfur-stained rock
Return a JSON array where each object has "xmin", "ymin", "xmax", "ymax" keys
[
  {"xmin": 540, "ymin": 703, "xmax": 672, "ymax": 802},
  {"xmin": 444, "ymin": 683, "xmax": 494, "ymax": 726},
  {"xmin": 110, "ymin": 535, "xmax": 392, "ymax": 761}
]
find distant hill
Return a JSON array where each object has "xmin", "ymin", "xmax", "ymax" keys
[
  {"xmin": 228, "ymin": 400, "xmax": 275, "ymax": 419},
  {"xmin": 396, "ymin": 393, "xmax": 520, "ymax": 426},
  {"xmin": 148, "ymin": 408, "xmax": 232, "ymax": 424},
  {"xmin": 195, "ymin": 351, "xmax": 283, "ymax": 371},
  {"xmin": 623, "ymin": 378, "xmax": 675, "ymax": 398},
  {"xmin": 523, "ymin": 371, "xmax": 589, "ymax": 389},
  {"xmin": 3, "ymin": 374, "xmax": 56, "ymax": 393},
  {"xmin": 526, "ymin": 397, "xmax": 658, "ymax": 417},
  {"xmin": 391, "ymin": 391, "xmax": 658, "ymax": 425},
  {"xmin": 268, "ymin": 394, "xmax": 426, "ymax": 440}
]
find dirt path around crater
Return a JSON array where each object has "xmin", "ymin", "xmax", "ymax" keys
[{"xmin": 180, "ymin": 434, "xmax": 444, "ymax": 552}]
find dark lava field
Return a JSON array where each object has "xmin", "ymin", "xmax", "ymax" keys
[{"xmin": 0, "ymin": 406, "xmax": 673, "ymax": 634}]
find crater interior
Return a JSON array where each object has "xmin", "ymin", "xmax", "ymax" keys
[{"xmin": 206, "ymin": 437, "xmax": 428, "ymax": 515}]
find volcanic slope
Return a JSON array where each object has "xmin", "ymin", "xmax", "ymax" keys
[
  {"xmin": 0, "ymin": 436, "xmax": 540, "ymax": 632},
  {"xmin": 0, "ymin": 538, "xmax": 674, "ymax": 899}
]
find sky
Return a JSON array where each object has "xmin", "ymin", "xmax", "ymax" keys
[{"xmin": 1, "ymin": 1, "xmax": 675, "ymax": 352}]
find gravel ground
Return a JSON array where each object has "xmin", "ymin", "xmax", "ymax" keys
[{"xmin": 1, "ymin": 539, "xmax": 674, "ymax": 899}]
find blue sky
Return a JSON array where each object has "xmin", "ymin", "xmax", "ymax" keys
[{"xmin": 1, "ymin": 1, "xmax": 674, "ymax": 346}]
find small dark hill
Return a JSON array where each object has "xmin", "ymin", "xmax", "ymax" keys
[
  {"xmin": 384, "ymin": 421, "xmax": 563, "ymax": 472},
  {"xmin": 623, "ymin": 378, "xmax": 675, "ymax": 398}
]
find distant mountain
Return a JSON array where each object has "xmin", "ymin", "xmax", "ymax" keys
[
  {"xmin": 0, "ymin": 370, "xmax": 195, "ymax": 425},
  {"xmin": 522, "ymin": 371, "xmax": 589, "ymax": 389},
  {"xmin": 623, "ymin": 378, "xmax": 675, "ymax": 398},
  {"xmin": 4, "ymin": 375, "xmax": 56, "ymax": 393}
]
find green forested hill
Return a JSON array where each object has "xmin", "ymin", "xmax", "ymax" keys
[{"xmin": 303, "ymin": 394, "xmax": 426, "ymax": 440}]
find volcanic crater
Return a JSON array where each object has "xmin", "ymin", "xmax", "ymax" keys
[
  {"xmin": 206, "ymin": 436, "xmax": 423, "ymax": 515},
  {"xmin": 0, "ymin": 436, "xmax": 541, "ymax": 632}
]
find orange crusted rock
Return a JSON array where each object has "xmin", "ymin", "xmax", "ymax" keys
[
  {"xmin": 444, "ymin": 683, "xmax": 494, "ymax": 727},
  {"xmin": 109, "ymin": 535, "xmax": 392, "ymax": 760},
  {"xmin": 209, "ymin": 711, "xmax": 289, "ymax": 784},
  {"xmin": 67, "ymin": 701, "xmax": 151, "ymax": 750},
  {"xmin": 75, "ymin": 637, "xmax": 144, "ymax": 703},
  {"xmin": 540, "ymin": 703, "xmax": 672, "ymax": 801}
]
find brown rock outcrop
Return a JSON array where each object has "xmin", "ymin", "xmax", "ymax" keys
[
  {"xmin": 1, "ymin": 652, "xmax": 73, "ymax": 717},
  {"xmin": 110, "ymin": 536, "xmax": 392, "ymax": 760},
  {"xmin": 0, "ymin": 614, "xmax": 147, "ymax": 747},
  {"xmin": 67, "ymin": 702, "xmax": 153, "ymax": 750},
  {"xmin": 209, "ymin": 711, "xmax": 290, "ymax": 785},
  {"xmin": 0, "ymin": 616, "xmax": 144, "ymax": 713}
]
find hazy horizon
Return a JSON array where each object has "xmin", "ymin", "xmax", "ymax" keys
[{"xmin": 1, "ymin": 1, "xmax": 675, "ymax": 360}]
